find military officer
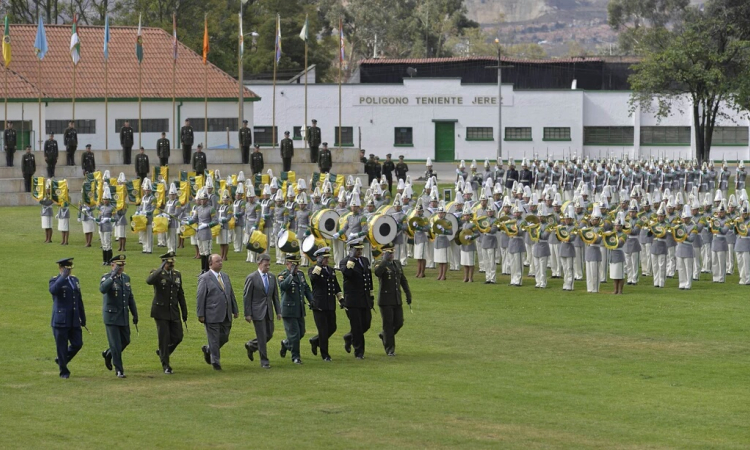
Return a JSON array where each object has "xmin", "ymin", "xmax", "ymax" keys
[
  {"xmin": 280, "ymin": 131, "xmax": 294, "ymax": 172},
  {"xmin": 146, "ymin": 252, "xmax": 188, "ymax": 374},
  {"xmin": 49, "ymin": 258, "xmax": 86, "ymax": 378},
  {"xmin": 120, "ymin": 120, "xmax": 134, "ymax": 164},
  {"xmin": 156, "ymin": 131, "xmax": 170, "ymax": 166},
  {"xmin": 192, "ymin": 144, "xmax": 207, "ymax": 175},
  {"xmin": 4, "ymin": 121, "xmax": 16, "ymax": 167},
  {"xmin": 181, "ymin": 119, "xmax": 194, "ymax": 164},
  {"xmin": 308, "ymin": 247, "xmax": 342, "ymax": 361},
  {"xmin": 306, "ymin": 119, "xmax": 321, "ymax": 163},
  {"xmin": 44, "ymin": 133, "xmax": 58, "ymax": 178},
  {"xmin": 373, "ymin": 243, "xmax": 412, "ymax": 356},
  {"xmin": 251, "ymin": 143, "xmax": 264, "ymax": 176},
  {"xmin": 63, "ymin": 120, "xmax": 78, "ymax": 166},
  {"xmin": 278, "ymin": 253, "xmax": 313, "ymax": 365},
  {"xmin": 318, "ymin": 142, "xmax": 333, "ymax": 174},
  {"xmin": 81, "ymin": 144, "xmax": 96, "ymax": 175},
  {"xmin": 339, "ymin": 237, "xmax": 373, "ymax": 359},
  {"xmin": 395, "ymin": 155, "xmax": 409, "ymax": 182},
  {"xmin": 100, "ymin": 255, "xmax": 138, "ymax": 378},
  {"xmin": 382, "ymin": 153, "xmax": 395, "ymax": 193},
  {"xmin": 135, "ymin": 146, "xmax": 149, "ymax": 182},
  {"xmin": 239, "ymin": 119, "xmax": 252, "ymax": 164},
  {"xmin": 21, "ymin": 146, "xmax": 35, "ymax": 192}
]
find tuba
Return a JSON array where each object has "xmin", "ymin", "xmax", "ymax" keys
[{"xmin": 473, "ymin": 215, "xmax": 492, "ymax": 234}]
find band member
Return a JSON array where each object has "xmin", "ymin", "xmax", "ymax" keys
[
  {"xmin": 559, "ymin": 205, "xmax": 577, "ymax": 291},
  {"xmin": 164, "ymin": 183, "xmax": 182, "ymax": 254},
  {"xmin": 624, "ymin": 200, "xmax": 642, "ymax": 285},
  {"xmin": 735, "ymin": 201, "xmax": 750, "ymax": 285},
  {"xmin": 272, "ymin": 188, "xmax": 287, "ymax": 265},
  {"xmin": 278, "ymin": 253, "xmax": 313, "ymax": 365},
  {"xmin": 79, "ymin": 199, "xmax": 95, "ymax": 247},
  {"xmin": 292, "ymin": 192, "xmax": 311, "ymax": 267},
  {"xmin": 244, "ymin": 253, "xmax": 281, "ymax": 369},
  {"xmin": 584, "ymin": 204, "xmax": 605, "ymax": 293},
  {"xmin": 532, "ymin": 214, "xmax": 551, "ymax": 289},
  {"xmin": 373, "ymin": 242, "xmax": 412, "ymax": 356},
  {"xmin": 676, "ymin": 205, "xmax": 698, "ymax": 289},
  {"xmin": 411, "ymin": 201, "xmax": 429, "ymax": 278},
  {"xmin": 711, "ymin": 199, "xmax": 731, "ymax": 283},
  {"xmin": 245, "ymin": 185, "xmax": 263, "ymax": 261},
  {"xmin": 136, "ymin": 178, "xmax": 156, "ymax": 253},
  {"xmin": 649, "ymin": 202, "xmax": 669, "ymax": 288},
  {"xmin": 507, "ymin": 201, "xmax": 526, "ymax": 286},
  {"xmin": 147, "ymin": 252, "xmax": 187, "ymax": 374},
  {"xmin": 96, "ymin": 188, "xmax": 115, "ymax": 265},
  {"xmin": 609, "ymin": 212, "xmax": 627, "ymax": 294},
  {"xmin": 339, "ymin": 237, "xmax": 373, "ymax": 359},
  {"xmin": 433, "ymin": 201, "xmax": 452, "ymax": 281},
  {"xmin": 187, "ymin": 187, "xmax": 217, "ymax": 274},
  {"xmin": 101, "ymin": 255, "xmax": 138, "ymax": 378},
  {"xmin": 216, "ymin": 190, "xmax": 232, "ymax": 262},
  {"xmin": 56, "ymin": 201, "xmax": 70, "ymax": 245},
  {"xmin": 49, "ymin": 258, "xmax": 86, "ymax": 378},
  {"xmin": 308, "ymin": 247, "xmax": 342, "ymax": 361},
  {"xmin": 197, "ymin": 254, "xmax": 238, "ymax": 371},
  {"xmin": 233, "ymin": 182, "xmax": 247, "ymax": 254}
]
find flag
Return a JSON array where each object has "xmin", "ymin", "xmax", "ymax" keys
[
  {"xmin": 34, "ymin": 16, "xmax": 48, "ymax": 60},
  {"xmin": 275, "ymin": 14, "xmax": 282, "ymax": 63},
  {"xmin": 136, "ymin": 14, "xmax": 143, "ymax": 64},
  {"xmin": 81, "ymin": 179, "xmax": 97, "ymax": 206},
  {"xmin": 172, "ymin": 13, "xmax": 178, "ymax": 60},
  {"xmin": 153, "ymin": 165, "xmax": 168, "ymax": 184},
  {"xmin": 2, "ymin": 15, "xmax": 11, "ymax": 68},
  {"xmin": 103, "ymin": 15, "xmax": 110, "ymax": 60},
  {"xmin": 339, "ymin": 18, "xmax": 345, "ymax": 63},
  {"xmin": 239, "ymin": 13, "xmax": 244, "ymax": 57},
  {"xmin": 50, "ymin": 179, "xmax": 70, "ymax": 205},
  {"xmin": 115, "ymin": 185, "xmax": 126, "ymax": 210},
  {"xmin": 32, "ymin": 177, "xmax": 45, "ymax": 200},
  {"xmin": 126, "ymin": 179, "xmax": 142, "ymax": 204},
  {"xmin": 202, "ymin": 14, "xmax": 209, "ymax": 64},
  {"xmin": 156, "ymin": 182, "xmax": 166, "ymax": 209},
  {"xmin": 179, "ymin": 181, "xmax": 190, "ymax": 204},
  {"xmin": 70, "ymin": 15, "xmax": 80, "ymax": 65},
  {"xmin": 299, "ymin": 14, "xmax": 308, "ymax": 42}
]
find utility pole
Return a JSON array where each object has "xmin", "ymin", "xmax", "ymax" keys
[{"xmin": 488, "ymin": 39, "xmax": 512, "ymax": 161}]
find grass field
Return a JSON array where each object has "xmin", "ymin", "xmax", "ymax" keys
[{"xmin": 2, "ymin": 205, "xmax": 750, "ymax": 449}]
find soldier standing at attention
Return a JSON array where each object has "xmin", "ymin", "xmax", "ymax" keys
[
  {"xmin": 49, "ymin": 257, "xmax": 86, "ymax": 379},
  {"xmin": 339, "ymin": 237, "xmax": 373, "ymax": 359},
  {"xmin": 181, "ymin": 119, "xmax": 194, "ymax": 164},
  {"xmin": 278, "ymin": 253, "xmax": 314, "ymax": 365},
  {"xmin": 44, "ymin": 133, "xmax": 58, "ymax": 178},
  {"xmin": 308, "ymin": 247, "xmax": 342, "ymax": 361},
  {"xmin": 192, "ymin": 144, "xmax": 207, "ymax": 175},
  {"xmin": 63, "ymin": 120, "xmax": 78, "ymax": 166},
  {"xmin": 382, "ymin": 153, "xmax": 395, "ymax": 194},
  {"xmin": 135, "ymin": 147, "xmax": 149, "ymax": 182},
  {"xmin": 373, "ymin": 243, "xmax": 411, "ymax": 356},
  {"xmin": 318, "ymin": 142, "xmax": 332, "ymax": 174},
  {"xmin": 306, "ymin": 119, "xmax": 321, "ymax": 163},
  {"xmin": 4, "ymin": 121, "xmax": 16, "ymax": 167},
  {"xmin": 100, "ymin": 255, "xmax": 138, "ymax": 379},
  {"xmin": 239, "ymin": 119, "xmax": 252, "ymax": 164},
  {"xmin": 280, "ymin": 131, "xmax": 294, "ymax": 172},
  {"xmin": 156, "ymin": 132, "xmax": 170, "ymax": 166},
  {"xmin": 251, "ymin": 143, "xmax": 264, "ymax": 177},
  {"xmin": 21, "ymin": 146, "xmax": 36, "ymax": 192},
  {"xmin": 81, "ymin": 144, "xmax": 96, "ymax": 175},
  {"xmin": 395, "ymin": 155, "xmax": 408, "ymax": 183},
  {"xmin": 120, "ymin": 120, "xmax": 134, "ymax": 164},
  {"xmin": 146, "ymin": 252, "xmax": 188, "ymax": 374}
]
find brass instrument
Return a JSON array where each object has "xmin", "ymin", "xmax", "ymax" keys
[
  {"xmin": 457, "ymin": 228, "xmax": 476, "ymax": 245},
  {"xmin": 602, "ymin": 230, "xmax": 624, "ymax": 250},
  {"xmin": 579, "ymin": 227, "xmax": 598, "ymax": 245},
  {"xmin": 671, "ymin": 224, "xmax": 688, "ymax": 243},
  {"xmin": 473, "ymin": 215, "xmax": 492, "ymax": 233},
  {"xmin": 735, "ymin": 219, "xmax": 748, "ymax": 237},
  {"xmin": 649, "ymin": 222, "xmax": 668, "ymax": 239}
]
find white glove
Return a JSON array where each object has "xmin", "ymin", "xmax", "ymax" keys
[
  {"xmin": 312, "ymin": 265, "xmax": 322, "ymax": 275},
  {"xmin": 198, "ymin": 223, "xmax": 208, "ymax": 230},
  {"xmin": 437, "ymin": 225, "xmax": 444, "ymax": 231},
  {"xmin": 336, "ymin": 292, "xmax": 344, "ymax": 301},
  {"xmin": 76, "ymin": 218, "xmax": 81, "ymax": 223},
  {"xmin": 348, "ymin": 232, "xmax": 357, "ymax": 240},
  {"xmin": 346, "ymin": 260, "xmax": 355, "ymax": 269},
  {"xmin": 102, "ymin": 217, "xmax": 111, "ymax": 223},
  {"xmin": 456, "ymin": 169, "xmax": 461, "ymax": 174}
]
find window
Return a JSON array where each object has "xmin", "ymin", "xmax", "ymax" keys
[
  {"xmin": 466, "ymin": 127, "xmax": 494, "ymax": 141},
  {"xmin": 115, "ymin": 119, "xmax": 169, "ymax": 133},
  {"xmin": 293, "ymin": 126, "xmax": 303, "ymax": 140},
  {"xmin": 46, "ymin": 119, "xmax": 96, "ymax": 135},
  {"xmin": 394, "ymin": 127, "xmax": 413, "ymax": 146},
  {"xmin": 583, "ymin": 126, "xmax": 634, "ymax": 145},
  {"xmin": 504, "ymin": 127, "xmax": 532, "ymax": 141},
  {"xmin": 713, "ymin": 127, "xmax": 749, "ymax": 145},
  {"xmin": 543, "ymin": 127, "xmax": 571, "ymax": 141},
  {"xmin": 334, "ymin": 126, "xmax": 354, "ymax": 146},
  {"xmin": 253, "ymin": 126, "xmax": 278, "ymax": 146},
  {"xmin": 187, "ymin": 118, "xmax": 239, "ymax": 132},
  {"xmin": 640, "ymin": 126, "xmax": 691, "ymax": 145}
]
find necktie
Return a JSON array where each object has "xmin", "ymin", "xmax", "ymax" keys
[
  {"xmin": 263, "ymin": 273, "xmax": 268, "ymax": 294},
  {"xmin": 359, "ymin": 258, "xmax": 363, "ymax": 268},
  {"xmin": 217, "ymin": 273, "xmax": 225, "ymax": 291}
]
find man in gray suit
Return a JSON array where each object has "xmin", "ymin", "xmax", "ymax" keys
[
  {"xmin": 243, "ymin": 253, "xmax": 281, "ymax": 369},
  {"xmin": 196, "ymin": 254, "xmax": 239, "ymax": 370}
]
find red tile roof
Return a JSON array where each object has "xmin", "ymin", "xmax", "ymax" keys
[
  {"xmin": 1, "ymin": 24, "xmax": 258, "ymax": 100},
  {"xmin": 359, "ymin": 56, "xmax": 605, "ymax": 65}
]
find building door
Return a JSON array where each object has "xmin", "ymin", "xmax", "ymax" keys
[{"xmin": 434, "ymin": 121, "xmax": 455, "ymax": 162}]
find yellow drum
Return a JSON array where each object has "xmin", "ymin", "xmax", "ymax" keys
[
  {"xmin": 130, "ymin": 215, "xmax": 147, "ymax": 233},
  {"xmin": 302, "ymin": 234, "xmax": 326, "ymax": 261},
  {"xmin": 246, "ymin": 230, "xmax": 268, "ymax": 253},
  {"xmin": 228, "ymin": 217, "xmax": 236, "ymax": 230},
  {"xmin": 311, "ymin": 209, "xmax": 340, "ymax": 240},
  {"xmin": 211, "ymin": 224, "xmax": 222, "ymax": 237},
  {"xmin": 180, "ymin": 224, "xmax": 196, "ymax": 237},
  {"xmin": 278, "ymin": 230, "xmax": 299, "ymax": 253},
  {"xmin": 152, "ymin": 216, "xmax": 169, "ymax": 234}
]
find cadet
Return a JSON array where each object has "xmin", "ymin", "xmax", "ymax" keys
[
  {"xmin": 120, "ymin": 120, "xmax": 134, "ymax": 164},
  {"xmin": 239, "ymin": 119, "xmax": 252, "ymax": 164},
  {"xmin": 280, "ymin": 131, "xmax": 294, "ymax": 172},
  {"xmin": 81, "ymin": 144, "xmax": 96, "ymax": 175},
  {"xmin": 251, "ymin": 143, "xmax": 264, "ymax": 176},
  {"xmin": 180, "ymin": 119, "xmax": 194, "ymax": 164},
  {"xmin": 373, "ymin": 243, "xmax": 412, "ymax": 356},
  {"xmin": 278, "ymin": 253, "xmax": 313, "ymax": 364},
  {"xmin": 100, "ymin": 255, "xmax": 138, "ymax": 378},
  {"xmin": 63, "ymin": 120, "xmax": 78, "ymax": 166},
  {"xmin": 395, "ymin": 155, "xmax": 409, "ymax": 182},
  {"xmin": 382, "ymin": 153, "xmax": 395, "ymax": 194},
  {"xmin": 44, "ymin": 133, "xmax": 58, "ymax": 178},
  {"xmin": 306, "ymin": 119, "xmax": 321, "ymax": 163},
  {"xmin": 156, "ymin": 132, "xmax": 170, "ymax": 166},
  {"xmin": 135, "ymin": 146, "xmax": 149, "ymax": 182},
  {"xmin": 4, "ymin": 121, "xmax": 16, "ymax": 167},
  {"xmin": 49, "ymin": 258, "xmax": 86, "ymax": 378},
  {"xmin": 339, "ymin": 237, "xmax": 373, "ymax": 359},
  {"xmin": 21, "ymin": 146, "xmax": 36, "ymax": 192},
  {"xmin": 146, "ymin": 252, "xmax": 188, "ymax": 374},
  {"xmin": 318, "ymin": 142, "xmax": 333, "ymax": 174},
  {"xmin": 308, "ymin": 247, "xmax": 342, "ymax": 361},
  {"xmin": 96, "ymin": 188, "xmax": 116, "ymax": 265},
  {"xmin": 192, "ymin": 144, "xmax": 207, "ymax": 175}
]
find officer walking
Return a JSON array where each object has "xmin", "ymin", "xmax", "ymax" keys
[
  {"xmin": 239, "ymin": 120, "xmax": 252, "ymax": 164},
  {"xmin": 44, "ymin": 133, "xmax": 58, "ymax": 178},
  {"xmin": 21, "ymin": 146, "xmax": 35, "ymax": 192},
  {"xmin": 280, "ymin": 131, "xmax": 294, "ymax": 172},
  {"xmin": 81, "ymin": 144, "xmax": 96, "ymax": 175},
  {"xmin": 120, "ymin": 120, "xmax": 134, "ymax": 164},
  {"xmin": 135, "ymin": 147, "xmax": 149, "ymax": 182},
  {"xmin": 308, "ymin": 247, "xmax": 342, "ymax": 361},
  {"xmin": 63, "ymin": 120, "xmax": 78, "ymax": 166},
  {"xmin": 373, "ymin": 243, "xmax": 412, "ymax": 356},
  {"xmin": 4, "ymin": 121, "xmax": 16, "ymax": 167},
  {"xmin": 156, "ymin": 132, "xmax": 170, "ymax": 166},
  {"xmin": 146, "ymin": 252, "xmax": 187, "ymax": 374},
  {"xmin": 100, "ymin": 255, "xmax": 138, "ymax": 379},
  {"xmin": 339, "ymin": 237, "xmax": 373, "ymax": 359},
  {"xmin": 306, "ymin": 119, "xmax": 321, "ymax": 163},
  {"xmin": 181, "ymin": 119, "xmax": 194, "ymax": 164},
  {"xmin": 318, "ymin": 142, "xmax": 333, "ymax": 174},
  {"xmin": 49, "ymin": 257, "xmax": 86, "ymax": 378},
  {"xmin": 278, "ymin": 253, "xmax": 313, "ymax": 365},
  {"xmin": 251, "ymin": 143, "xmax": 264, "ymax": 176}
]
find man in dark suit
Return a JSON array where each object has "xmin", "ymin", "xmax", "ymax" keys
[
  {"xmin": 156, "ymin": 132, "xmax": 170, "ymax": 166},
  {"xmin": 120, "ymin": 120, "xmax": 134, "ymax": 164},
  {"xmin": 63, "ymin": 120, "xmax": 78, "ymax": 166},
  {"xmin": 4, "ymin": 121, "xmax": 17, "ymax": 167},
  {"xmin": 135, "ymin": 147, "xmax": 149, "ymax": 183},
  {"xmin": 192, "ymin": 144, "xmax": 207, "ymax": 175},
  {"xmin": 243, "ymin": 253, "xmax": 281, "ymax": 369},
  {"xmin": 196, "ymin": 254, "xmax": 238, "ymax": 370},
  {"xmin": 100, "ymin": 254, "xmax": 138, "ymax": 378},
  {"xmin": 250, "ymin": 143, "xmax": 264, "ymax": 177},
  {"xmin": 373, "ymin": 243, "xmax": 412, "ymax": 356},
  {"xmin": 382, "ymin": 153, "xmax": 395, "ymax": 194},
  {"xmin": 49, "ymin": 257, "xmax": 86, "ymax": 378},
  {"xmin": 146, "ymin": 252, "xmax": 187, "ymax": 374},
  {"xmin": 239, "ymin": 119, "xmax": 252, "ymax": 164},
  {"xmin": 81, "ymin": 144, "xmax": 96, "ymax": 175},
  {"xmin": 22, "ymin": 146, "xmax": 36, "ymax": 192},
  {"xmin": 181, "ymin": 119, "xmax": 194, "ymax": 164},
  {"xmin": 308, "ymin": 247, "xmax": 342, "ymax": 361},
  {"xmin": 44, "ymin": 133, "xmax": 58, "ymax": 178},
  {"xmin": 280, "ymin": 131, "xmax": 294, "ymax": 172},
  {"xmin": 306, "ymin": 119, "xmax": 321, "ymax": 163},
  {"xmin": 278, "ymin": 253, "xmax": 313, "ymax": 364},
  {"xmin": 338, "ymin": 237, "xmax": 373, "ymax": 359}
]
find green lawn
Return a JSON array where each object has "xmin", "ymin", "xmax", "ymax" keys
[{"xmin": 1, "ymin": 205, "xmax": 749, "ymax": 449}]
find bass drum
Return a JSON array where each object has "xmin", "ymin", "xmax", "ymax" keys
[
  {"xmin": 310, "ymin": 209, "xmax": 340, "ymax": 240},
  {"xmin": 367, "ymin": 214, "xmax": 398, "ymax": 247},
  {"xmin": 245, "ymin": 230, "xmax": 268, "ymax": 254},
  {"xmin": 444, "ymin": 213, "xmax": 459, "ymax": 240},
  {"xmin": 277, "ymin": 229, "xmax": 299, "ymax": 253},
  {"xmin": 301, "ymin": 234, "xmax": 326, "ymax": 261}
]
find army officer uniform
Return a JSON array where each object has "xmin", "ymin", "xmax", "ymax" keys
[
  {"xmin": 279, "ymin": 257, "xmax": 314, "ymax": 363},
  {"xmin": 146, "ymin": 253, "xmax": 187, "ymax": 373},
  {"xmin": 373, "ymin": 248, "xmax": 412, "ymax": 356},
  {"xmin": 49, "ymin": 258, "xmax": 86, "ymax": 378},
  {"xmin": 100, "ymin": 255, "xmax": 139, "ymax": 377}
]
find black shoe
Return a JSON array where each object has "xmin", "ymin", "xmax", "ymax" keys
[
  {"xmin": 54, "ymin": 357, "xmax": 59, "ymax": 365},
  {"xmin": 244, "ymin": 342, "xmax": 255, "ymax": 361},
  {"xmin": 387, "ymin": 352, "xmax": 396, "ymax": 357},
  {"xmin": 164, "ymin": 366, "xmax": 173, "ymax": 374},
  {"xmin": 156, "ymin": 349, "xmax": 160, "ymax": 357},
  {"xmin": 280, "ymin": 341, "xmax": 288, "ymax": 358},
  {"xmin": 355, "ymin": 355, "xmax": 365, "ymax": 360},
  {"xmin": 378, "ymin": 332, "xmax": 384, "ymax": 344},
  {"xmin": 102, "ymin": 350, "xmax": 113, "ymax": 371},
  {"xmin": 201, "ymin": 345, "xmax": 211, "ymax": 365},
  {"xmin": 310, "ymin": 338, "xmax": 318, "ymax": 356},
  {"xmin": 323, "ymin": 357, "xmax": 332, "ymax": 362},
  {"xmin": 261, "ymin": 363, "xmax": 271, "ymax": 369},
  {"xmin": 60, "ymin": 373, "xmax": 70, "ymax": 379},
  {"xmin": 116, "ymin": 371, "xmax": 126, "ymax": 378},
  {"xmin": 344, "ymin": 336, "xmax": 352, "ymax": 354},
  {"xmin": 212, "ymin": 363, "xmax": 222, "ymax": 371},
  {"xmin": 293, "ymin": 358, "xmax": 303, "ymax": 365}
]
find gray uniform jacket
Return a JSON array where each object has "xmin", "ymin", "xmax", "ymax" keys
[
  {"xmin": 711, "ymin": 218, "xmax": 730, "ymax": 252},
  {"xmin": 233, "ymin": 200, "xmax": 246, "ymax": 229},
  {"xmin": 41, "ymin": 199, "xmax": 53, "ymax": 216},
  {"xmin": 735, "ymin": 222, "xmax": 750, "ymax": 252},
  {"xmin": 193, "ymin": 205, "xmax": 216, "ymax": 241},
  {"xmin": 98, "ymin": 204, "xmax": 115, "ymax": 232},
  {"xmin": 508, "ymin": 219, "xmax": 526, "ymax": 254},
  {"xmin": 532, "ymin": 230, "xmax": 551, "ymax": 258},
  {"xmin": 139, "ymin": 194, "xmax": 156, "ymax": 225},
  {"xmin": 165, "ymin": 200, "xmax": 182, "ymax": 229},
  {"xmin": 460, "ymin": 221, "xmax": 477, "ymax": 252},
  {"xmin": 676, "ymin": 224, "xmax": 698, "ymax": 258},
  {"xmin": 584, "ymin": 228, "xmax": 603, "ymax": 262}
]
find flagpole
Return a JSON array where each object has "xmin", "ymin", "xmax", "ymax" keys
[
  {"xmin": 38, "ymin": 58, "xmax": 41, "ymax": 150},
  {"xmin": 105, "ymin": 55, "xmax": 108, "ymax": 151},
  {"xmin": 72, "ymin": 61, "xmax": 76, "ymax": 121},
  {"xmin": 138, "ymin": 61, "xmax": 142, "ymax": 148},
  {"xmin": 238, "ymin": 10, "xmax": 243, "ymax": 131},
  {"xmin": 4, "ymin": 66, "xmax": 7, "ymax": 131},
  {"xmin": 272, "ymin": 42, "xmax": 277, "ymax": 150},
  {"xmin": 303, "ymin": 28, "xmax": 308, "ymax": 153},
  {"xmin": 338, "ymin": 18, "xmax": 342, "ymax": 153},
  {"xmin": 204, "ymin": 55, "xmax": 208, "ymax": 148},
  {"xmin": 172, "ymin": 13, "xmax": 177, "ymax": 154}
]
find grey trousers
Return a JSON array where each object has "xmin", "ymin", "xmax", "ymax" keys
[
  {"xmin": 204, "ymin": 319, "xmax": 232, "ymax": 365},
  {"xmin": 247, "ymin": 316, "xmax": 275, "ymax": 365}
]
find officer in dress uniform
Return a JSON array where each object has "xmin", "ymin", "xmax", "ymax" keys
[
  {"xmin": 49, "ymin": 258, "xmax": 86, "ymax": 378},
  {"xmin": 156, "ymin": 132, "xmax": 170, "ymax": 166},
  {"xmin": 44, "ymin": 133, "xmax": 58, "ymax": 178},
  {"xmin": 395, "ymin": 155, "xmax": 409, "ymax": 182},
  {"xmin": 81, "ymin": 144, "xmax": 95, "ymax": 175},
  {"xmin": 306, "ymin": 119, "xmax": 321, "ymax": 163},
  {"xmin": 135, "ymin": 147, "xmax": 149, "ymax": 182},
  {"xmin": 192, "ymin": 144, "xmax": 207, "ymax": 175},
  {"xmin": 4, "ymin": 121, "xmax": 17, "ymax": 167},
  {"xmin": 63, "ymin": 121, "xmax": 78, "ymax": 166},
  {"xmin": 308, "ymin": 247, "xmax": 342, "ymax": 361},
  {"xmin": 280, "ymin": 131, "xmax": 294, "ymax": 172},
  {"xmin": 146, "ymin": 252, "xmax": 187, "ymax": 374},
  {"xmin": 100, "ymin": 255, "xmax": 138, "ymax": 378},
  {"xmin": 180, "ymin": 119, "xmax": 194, "ymax": 164},
  {"xmin": 339, "ymin": 237, "xmax": 373, "ymax": 359},
  {"xmin": 251, "ymin": 143, "xmax": 264, "ymax": 176},
  {"xmin": 373, "ymin": 242, "xmax": 412, "ymax": 356},
  {"xmin": 382, "ymin": 154, "xmax": 395, "ymax": 194},
  {"xmin": 120, "ymin": 120, "xmax": 134, "ymax": 164},
  {"xmin": 318, "ymin": 142, "xmax": 333, "ymax": 174},
  {"xmin": 21, "ymin": 146, "xmax": 35, "ymax": 192},
  {"xmin": 239, "ymin": 120, "xmax": 252, "ymax": 164},
  {"xmin": 278, "ymin": 253, "xmax": 314, "ymax": 365}
]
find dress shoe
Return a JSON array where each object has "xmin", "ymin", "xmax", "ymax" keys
[
  {"xmin": 378, "ymin": 332, "xmax": 384, "ymax": 344},
  {"xmin": 156, "ymin": 349, "xmax": 161, "ymax": 357},
  {"xmin": 116, "ymin": 371, "xmax": 126, "ymax": 378},
  {"xmin": 323, "ymin": 357, "xmax": 332, "ymax": 362},
  {"xmin": 280, "ymin": 341, "xmax": 288, "ymax": 358},
  {"xmin": 164, "ymin": 366, "xmax": 173, "ymax": 374},
  {"xmin": 102, "ymin": 350, "xmax": 113, "ymax": 371},
  {"xmin": 261, "ymin": 363, "xmax": 271, "ymax": 369},
  {"xmin": 244, "ymin": 342, "xmax": 255, "ymax": 361},
  {"xmin": 60, "ymin": 373, "xmax": 70, "ymax": 379},
  {"xmin": 201, "ymin": 345, "xmax": 211, "ymax": 365},
  {"xmin": 54, "ymin": 357, "xmax": 59, "ymax": 365},
  {"xmin": 387, "ymin": 352, "xmax": 396, "ymax": 357},
  {"xmin": 344, "ymin": 337, "xmax": 352, "ymax": 354},
  {"xmin": 293, "ymin": 358, "xmax": 303, "ymax": 365},
  {"xmin": 212, "ymin": 363, "xmax": 222, "ymax": 371},
  {"xmin": 310, "ymin": 338, "xmax": 318, "ymax": 356},
  {"xmin": 355, "ymin": 355, "xmax": 365, "ymax": 360}
]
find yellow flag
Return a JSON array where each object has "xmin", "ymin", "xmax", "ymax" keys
[
  {"xmin": 115, "ymin": 185, "xmax": 126, "ymax": 210},
  {"xmin": 156, "ymin": 183, "xmax": 166, "ymax": 209},
  {"xmin": 2, "ymin": 16, "xmax": 11, "ymax": 68},
  {"xmin": 179, "ymin": 181, "xmax": 190, "ymax": 205}
]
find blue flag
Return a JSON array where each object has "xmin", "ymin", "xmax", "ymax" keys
[
  {"xmin": 103, "ymin": 15, "xmax": 110, "ymax": 60},
  {"xmin": 33, "ymin": 15, "xmax": 48, "ymax": 60}
]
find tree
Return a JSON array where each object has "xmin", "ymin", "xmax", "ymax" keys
[
  {"xmin": 504, "ymin": 43, "xmax": 547, "ymax": 60},
  {"xmin": 608, "ymin": 0, "xmax": 689, "ymax": 53}
]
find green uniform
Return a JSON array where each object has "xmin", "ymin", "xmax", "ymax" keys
[
  {"xmin": 373, "ymin": 258, "xmax": 412, "ymax": 355},
  {"xmin": 278, "ymin": 268, "xmax": 313, "ymax": 360},
  {"xmin": 146, "ymin": 266, "xmax": 187, "ymax": 370},
  {"xmin": 100, "ymin": 271, "xmax": 138, "ymax": 374}
]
